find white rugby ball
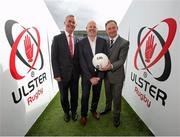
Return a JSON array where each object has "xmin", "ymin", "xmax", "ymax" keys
[{"xmin": 92, "ymin": 53, "xmax": 108, "ymax": 70}]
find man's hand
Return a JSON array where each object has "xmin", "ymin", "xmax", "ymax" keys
[
  {"xmin": 90, "ymin": 77, "xmax": 100, "ymax": 85},
  {"xmin": 99, "ymin": 60, "xmax": 112, "ymax": 71},
  {"xmin": 54, "ymin": 77, "xmax": 62, "ymax": 82}
]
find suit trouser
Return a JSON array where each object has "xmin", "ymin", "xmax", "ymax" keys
[
  {"xmin": 58, "ymin": 76, "xmax": 79, "ymax": 115},
  {"xmin": 81, "ymin": 77, "xmax": 102, "ymax": 117},
  {"xmin": 104, "ymin": 78, "xmax": 123, "ymax": 119}
]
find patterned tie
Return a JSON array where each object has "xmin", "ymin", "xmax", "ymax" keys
[{"xmin": 69, "ymin": 34, "xmax": 74, "ymax": 57}]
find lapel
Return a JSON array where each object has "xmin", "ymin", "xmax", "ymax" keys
[
  {"xmin": 62, "ymin": 33, "xmax": 72, "ymax": 58},
  {"xmin": 109, "ymin": 36, "xmax": 121, "ymax": 56},
  {"xmin": 95, "ymin": 37, "xmax": 101, "ymax": 54},
  {"xmin": 85, "ymin": 37, "xmax": 94, "ymax": 58},
  {"xmin": 74, "ymin": 36, "xmax": 79, "ymax": 49}
]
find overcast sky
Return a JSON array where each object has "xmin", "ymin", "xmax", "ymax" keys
[{"xmin": 44, "ymin": 0, "xmax": 132, "ymax": 30}]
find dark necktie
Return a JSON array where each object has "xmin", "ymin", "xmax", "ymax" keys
[
  {"xmin": 69, "ymin": 34, "xmax": 74, "ymax": 57},
  {"xmin": 110, "ymin": 39, "xmax": 114, "ymax": 48}
]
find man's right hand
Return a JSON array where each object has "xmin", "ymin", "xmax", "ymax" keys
[
  {"xmin": 90, "ymin": 77, "xmax": 100, "ymax": 85},
  {"xmin": 54, "ymin": 77, "xmax": 62, "ymax": 82}
]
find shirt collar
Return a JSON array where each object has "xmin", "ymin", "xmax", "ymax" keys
[
  {"xmin": 65, "ymin": 30, "xmax": 74, "ymax": 37},
  {"xmin": 88, "ymin": 36, "xmax": 97, "ymax": 42},
  {"xmin": 109, "ymin": 34, "xmax": 118, "ymax": 42}
]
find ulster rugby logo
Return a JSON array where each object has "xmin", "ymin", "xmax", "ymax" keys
[
  {"xmin": 5, "ymin": 20, "xmax": 44, "ymax": 80},
  {"xmin": 134, "ymin": 18, "xmax": 177, "ymax": 81}
]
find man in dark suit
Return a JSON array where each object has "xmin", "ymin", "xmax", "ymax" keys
[
  {"xmin": 51, "ymin": 15, "xmax": 80, "ymax": 122},
  {"xmin": 100, "ymin": 20, "xmax": 129, "ymax": 127},
  {"xmin": 78, "ymin": 21, "xmax": 107, "ymax": 126}
]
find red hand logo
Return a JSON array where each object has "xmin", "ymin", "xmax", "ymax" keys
[
  {"xmin": 145, "ymin": 34, "xmax": 157, "ymax": 63},
  {"xmin": 24, "ymin": 35, "xmax": 33, "ymax": 62}
]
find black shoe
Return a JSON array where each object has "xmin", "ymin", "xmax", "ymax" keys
[
  {"xmin": 64, "ymin": 113, "xmax": 70, "ymax": 122},
  {"xmin": 72, "ymin": 113, "xmax": 78, "ymax": 121},
  {"xmin": 113, "ymin": 118, "xmax": 120, "ymax": 127},
  {"xmin": 100, "ymin": 108, "xmax": 111, "ymax": 115}
]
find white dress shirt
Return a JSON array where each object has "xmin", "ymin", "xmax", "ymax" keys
[{"xmin": 88, "ymin": 37, "xmax": 97, "ymax": 56}]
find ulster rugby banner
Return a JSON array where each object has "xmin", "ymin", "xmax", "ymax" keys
[
  {"xmin": 0, "ymin": 0, "xmax": 59, "ymax": 135},
  {"xmin": 120, "ymin": 0, "xmax": 180, "ymax": 135}
]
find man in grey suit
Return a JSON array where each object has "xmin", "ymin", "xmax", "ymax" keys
[
  {"xmin": 51, "ymin": 15, "xmax": 80, "ymax": 122},
  {"xmin": 100, "ymin": 20, "xmax": 129, "ymax": 127}
]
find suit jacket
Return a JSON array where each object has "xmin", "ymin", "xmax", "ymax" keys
[
  {"xmin": 51, "ymin": 33, "xmax": 80, "ymax": 82},
  {"xmin": 78, "ymin": 37, "xmax": 108, "ymax": 80},
  {"xmin": 107, "ymin": 36, "xmax": 129, "ymax": 84}
]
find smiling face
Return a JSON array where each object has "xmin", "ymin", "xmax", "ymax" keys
[
  {"xmin": 105, "ymin": 21, "xmax": 118, "ymax": 39},
  {"xmin": 86, "ymin": 21, "xmax": 97, "ymax": 38},
  {"xmin": 64, "ymin": 15, "xmax": 76, "ymax": 34}
]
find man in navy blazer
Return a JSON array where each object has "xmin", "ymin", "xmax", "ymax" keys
[
  {"xmin": 51, "ymin": 15, "xmax": 80, "ymax": 122},
  {"xmin": 78, "ymin": 21, "xmax": 108, "ymax": 126}
]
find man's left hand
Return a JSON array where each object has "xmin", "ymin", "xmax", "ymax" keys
[{"xmin": 100, "ymin": 60, "xmax": 112, "ymax": 71}]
